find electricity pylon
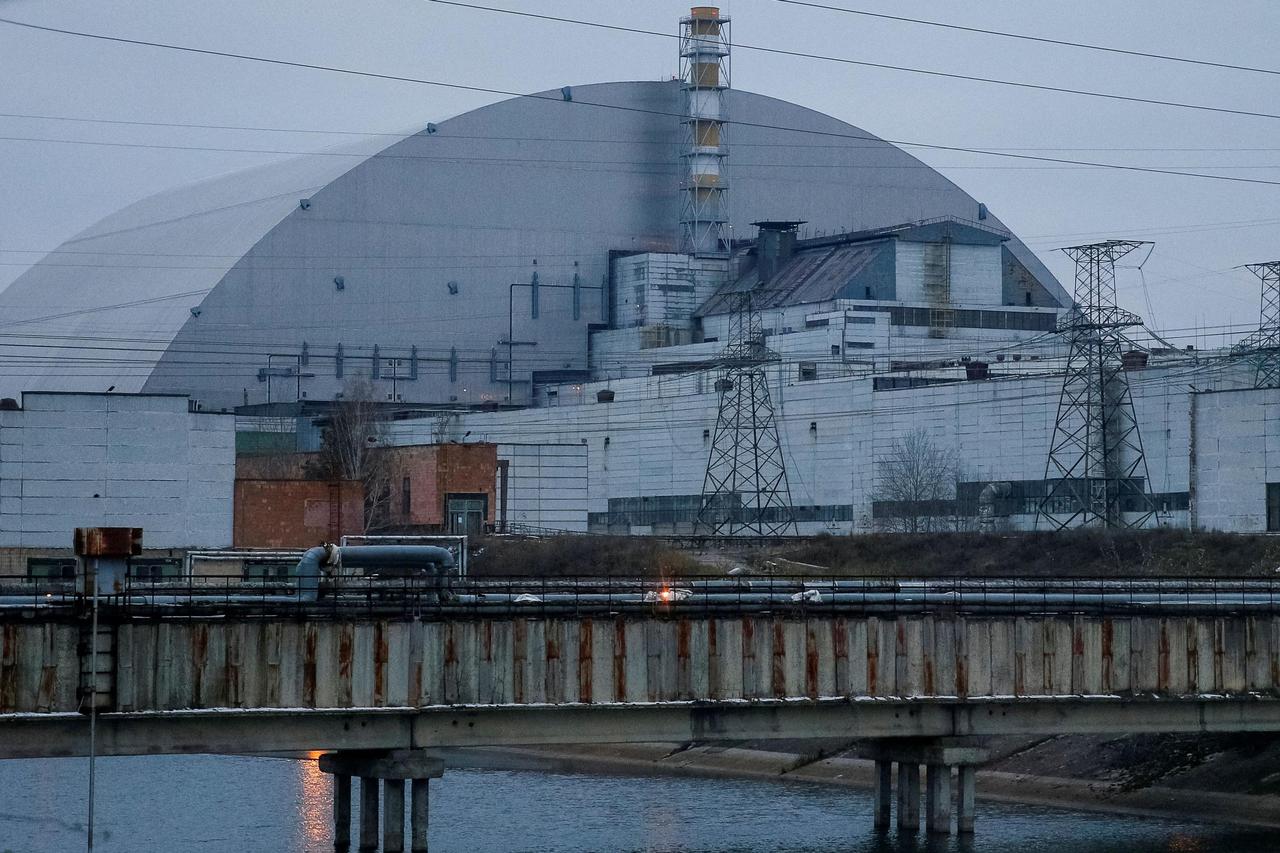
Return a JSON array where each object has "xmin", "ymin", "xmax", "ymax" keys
[
  {"xmin": 1037, "ymin": 241, "xmax": 1156, "ymax": 530},
  {"xmin": 1231, "ymin": 261, "xmax": 1280, "ymax": 388},
  {"xmin": 697, "ymin": 291, "xmax": 796, "ymax": 536}
]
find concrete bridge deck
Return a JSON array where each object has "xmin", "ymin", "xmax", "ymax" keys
[
  {"xmin": 5, "ymin": 575, "xmax": 1280, "ymax": 757},
  {"xmin": 9, "ymin": 575, "xmax": 1280, "ymax": 844}
]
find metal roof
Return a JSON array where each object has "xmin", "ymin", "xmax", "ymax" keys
[{"xmin": 0, "ymin": 82, "xmax": 1067, "ymax": 405}]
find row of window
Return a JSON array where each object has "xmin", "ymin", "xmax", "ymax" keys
[
  {"xmin": 25, "ymin": 557, "xmax": 183, "ymax": 580},
  {"xmin": 594, "ymin": 495, "xmax": 855, "ymax": 527}
]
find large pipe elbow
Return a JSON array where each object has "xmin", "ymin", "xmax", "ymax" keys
[{"xmin": 295, "ymin": 544, "xmax": 334, "ymax": 601}]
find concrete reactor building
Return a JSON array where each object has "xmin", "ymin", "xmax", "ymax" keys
[{"xmin": 1, "ymin": 7, "xmax": 1273, "ymax": 536}]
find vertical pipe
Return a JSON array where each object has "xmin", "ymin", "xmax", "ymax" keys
[
  {"xmin": 572, "ymin": 264, "xmax": 581, "ymax": 321},
  {"xmin": 86, "ymin": 562, "xmax": 99, "ymax": 852},
  {"xmin": 334, "ymin": 774, "xmax": 352, "ymax": 852},
  {"xmin": 872, "ymin": 760, "xmax": 892, "ymax": 830},
  {"xmin": 359, "ymin": 777, "xmax": 379, "ymax": 851},
  {"xmin": 384, "ymin": 779, "xmax": 406, "ymax": 853},
  {"xmin": 926, "ymin": 764, "xmax": 952, "ymax": 835},
  {"xmin": 957, "ymin": 765, "xmax": 977, "ymax": 834},
  {"xmin": 411, "ymin": 778, "xmax": 430, "ymax": 852},
  {"xmin": 896, "ymin": 762, "xmax": 919, "ymax": 832}
]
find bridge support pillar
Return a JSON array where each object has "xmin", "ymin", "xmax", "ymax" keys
[
  {"xmin": 925, "ymin": 764, "xmax": 951, "ymax": 834},
  {"xmin": 359, "ymin": 777, "xmax": 380, "ymax": 851},
  {"xmin": 411, "ymin": 778, "xmax": 430, "ymax": 852},
  {"xmin": 320, "ymin": 750, "xmax": 444, "ymax": 852},
  {"xmin": 957, "ymin": 765, "xmax": 977, "ymax": 834},
  {"xmin": 333, "ymin": 774, "xmax": 352, "ymax": 851},
  {"xmin": 861, "ymin": 739, "xmax": 989, "ymax": 837},
  {"xmin": 895, "ymin": 762, "xmax": 920, "ymax": 831},
  {"xmin": 384, "ymin": 779, "xmax": 405, "ymax": 852},
  {"xmin": 872, "ymin": 760, "xmax": 892, "ymax": 830}
]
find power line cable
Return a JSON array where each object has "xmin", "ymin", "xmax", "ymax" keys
[
  {"xmin": 5, "ymin": 109, "xmax": 1280, "ymax": 152},
  {"xmin": 10, "ymin": 134, "xmax": 1279, "ymax": 174},
  {"xmin": 2, "ymin": 15, "xmax": 1279, "ymax": 188},
  {"xmin": 775, "ymin": 0, "xmax": 1280, "ymax": 78},
  {"xmin": 424, "ymin": 0, "xmax": 1280, "ymax": 122}
]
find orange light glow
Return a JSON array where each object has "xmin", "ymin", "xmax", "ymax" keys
[{"xmin": 296, "ymin": 753, "xmax": 331, "ymax": 849}]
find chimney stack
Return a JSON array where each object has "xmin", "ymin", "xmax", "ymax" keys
[{"xmin": 680, "ymin": 7, "xmax": 730, "ymax": 257}]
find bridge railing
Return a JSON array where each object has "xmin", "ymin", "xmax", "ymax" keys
[{"xmin": 4, "ymin": 574, "xmax": 1280, "ymax": 618}]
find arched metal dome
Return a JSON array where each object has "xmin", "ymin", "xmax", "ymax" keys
[{"xmin": 0, "ymin": 81, "xmax": 1065, "ymax": 409}]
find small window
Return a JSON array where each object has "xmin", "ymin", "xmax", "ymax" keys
[
  {"xmin": 1268, "ymin": 484, "xmax": 1280, "ymax": 532},
  {"xmin": 1024, "ymin": 291, "xmax": 1032, "ymax": 306},
  {"xmin": 864, "ymin": 286, "xmax": 872, "ymax": 299},
  {"xmin": 27, "ymin": 557, "xmax": 75, "ymax": 580},
  {"xmin": 831, "ymin": 344, "xmax": 840, "ymax": 356},
  {"xmin": 402, "ymin": 475, "xmax": 412, "ymax": 517},
  {"xmin": 129, "ymin": 558, "xmax": 181, "ymax": 581},
  {"xmin": 244, "ymin": 561, "xmax": 291, "ymax": 582},
  {"xmin": 798, "ymin": 361, "xmax": 818, "ymax": 381}
]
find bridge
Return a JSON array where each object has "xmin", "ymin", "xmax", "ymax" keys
[{"xmin": 5, "ymin": 574, "xmax": 1280, "ymax": 849}]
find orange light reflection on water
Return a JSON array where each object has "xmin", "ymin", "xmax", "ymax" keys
[{"xmin": 295, "ymin": 752, "xmax": 331, "ymax": 850}]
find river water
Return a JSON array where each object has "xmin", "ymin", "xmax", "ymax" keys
[{"xmin": 0, "ymin": 754, "xmax": 1273, "ymax": 852}]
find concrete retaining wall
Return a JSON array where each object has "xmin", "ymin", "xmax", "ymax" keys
[{"xmin": 5, "ymin": 613, "xmax": 1279, "ymax": 714}]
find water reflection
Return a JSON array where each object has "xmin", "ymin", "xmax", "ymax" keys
[
  {"xmin": 294, "ymin": 753, "xmax": 331, "ymax": 850},
  {"xmin": 0, "ymin": 755, "xmax": 1275, "ymax": 853}
]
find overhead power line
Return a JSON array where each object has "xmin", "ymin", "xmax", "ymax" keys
[
  {"xmin": 776, "ymin": 0, "xmax": 1280, "ymax": 80},
  {"xmin": 423, "ymin": 0, "xmax": 1280, "ymax": 122},
  {"xmin": 1, "ymin": 15, "xmax": 1278, "ymax": 188},
  {"xmin": 775, "ymin": 0, "xmax": 1280, "ymax": 78},
  {"xmin": 8, "ymin": 110, "xmax": 1280, "ymax": 152}
]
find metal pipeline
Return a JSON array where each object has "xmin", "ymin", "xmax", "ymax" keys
[{"xmin": 294, "ymin": 544, "xmax": 456, "ymax": 601}]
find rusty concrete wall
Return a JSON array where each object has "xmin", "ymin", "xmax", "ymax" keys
[
  {"xmin": 5, "ymin": 614, "xmax": 1280, "ymax": 714},
  {"xmin": 0, "ymin": 623, "xmax": 81, "ymax": 712}
]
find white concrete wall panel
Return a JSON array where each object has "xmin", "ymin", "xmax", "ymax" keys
[{"xmin": 0, "ymin": 393, "xmax": 234, "ymax": 549}]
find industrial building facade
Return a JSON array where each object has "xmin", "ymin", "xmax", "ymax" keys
[{"xmin": 1, "ymin": 7, "xmax": 1274, "ymax": 537}]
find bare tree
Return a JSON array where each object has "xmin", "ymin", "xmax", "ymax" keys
[
  {"xmin": 306, "ymin": 378, "xmax": 391, "ymax": 532},
  {"xmin": 875, "ymin": 429, "xmax": 961, "ymax": 533}
]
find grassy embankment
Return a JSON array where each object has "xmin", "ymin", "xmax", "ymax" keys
[{"xmin": 469, "ymin": 529, "xmax": 1280, "ymax": 577}]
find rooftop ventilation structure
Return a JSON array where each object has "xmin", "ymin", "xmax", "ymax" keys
[
  {"xmin": 753, "ymin": 220, "xmax": 805, "ymax": 283},
  {"xmin": 679, "ymin": 6, "xmax": 730, "ymax": 257}
]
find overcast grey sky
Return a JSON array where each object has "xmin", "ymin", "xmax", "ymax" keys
[{"xmin": 1, "ymin": 0, "xmax": 1277, "ymax": 346}]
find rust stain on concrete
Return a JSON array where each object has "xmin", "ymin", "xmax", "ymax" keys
[{"xmin": 578, "ymin": 620, "xmax": 593, "ymax": 703}]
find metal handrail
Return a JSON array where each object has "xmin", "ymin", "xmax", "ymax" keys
[{"xmin": 2, "ymin": 573, "xmax": 1279, "ymax": 620}]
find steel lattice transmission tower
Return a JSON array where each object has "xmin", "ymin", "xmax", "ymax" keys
[
  {"xmin": 697, "ymin": 291, "xmax": 796, "ymax": 536},
  {"xmin": 1231, "ymin": 261, "xmax": 1280, "ymax": 388},
  {"xmin": 1037, "ymin": 240, "xmax": 1157, "ymax": 530}
]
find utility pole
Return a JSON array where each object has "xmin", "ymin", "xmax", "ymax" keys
[
  {"xmin": 1037, "ymin": 240, "xmax": 1156, "ymax": 530},
  {"xmin": 697, "ymin": 291, "xmax": 796, "ymax": 536},
  {"xmin": 1232, "ymin": 261, "xmax": 1280, "ymax": 388}
]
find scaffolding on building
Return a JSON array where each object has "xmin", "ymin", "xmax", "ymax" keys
[{"xmin": 1037, "ymin": 240, "xmax": 1156, "ymax": 530}]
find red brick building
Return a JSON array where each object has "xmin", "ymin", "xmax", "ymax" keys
[
  {"xmin": 233, "ymin": 479, "xmax": 363, "ymax": 548},
  {"xmin": 233, "ymin": 443, "xmax": 497, "ymax": 544},
  {"xmin": 383, "ymin": 443, "xmax": 497, "ymax": 535}
]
